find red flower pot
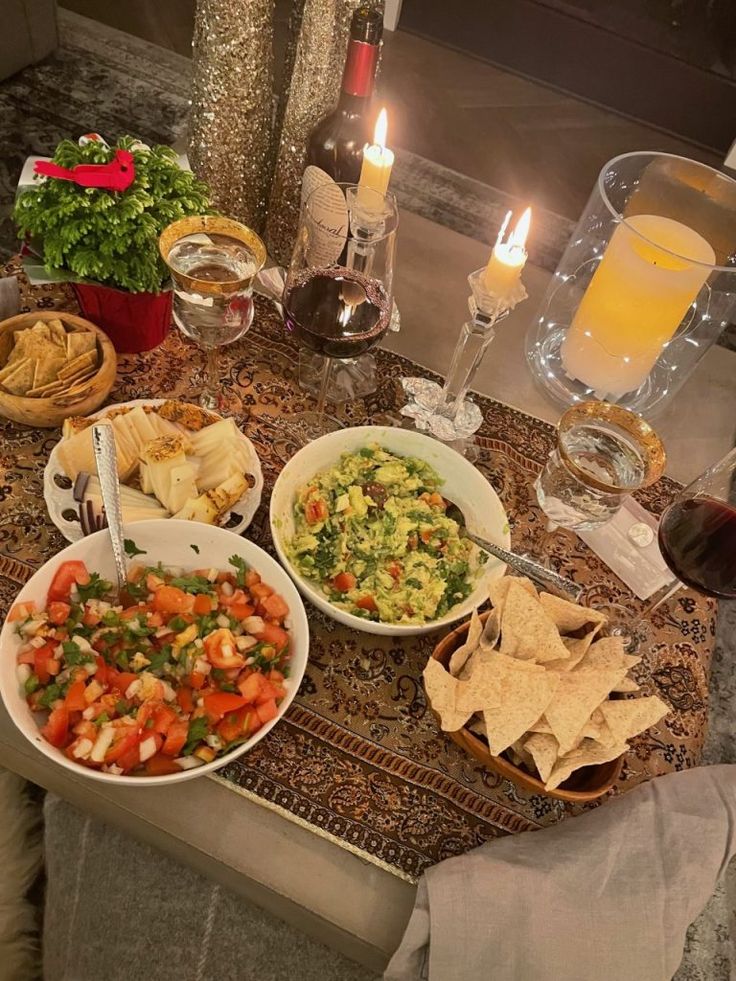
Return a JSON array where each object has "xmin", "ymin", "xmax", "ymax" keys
[{"xmin": 72, "ymin": 282, "xmax": 172, "ymax": 354}]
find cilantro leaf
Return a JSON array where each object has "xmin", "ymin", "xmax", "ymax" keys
[
  {"xmin": 190, "ymin": 544, "xmax": 200, "ymax": 555},
  {"xmin": 94, "ymin": 712, "xmax": 110, "ymax": 726},
  {"xmin": 229, "ymin": 554, "xmax": 249, "ymax": 586},
  {"xmin": 62, "ymin": 641, "xmax": 94, "ymax": 665},
  {"xmin": 182, "ymin": 716, "xmax": 210, "ymax": 755},
  {"xmin": 124, "ymin": 539, "xmax": 147, "ymax": 558},
  {"xmin": 38, "ymin": 683, "xmax": 64, "ymax": 709},
  {"xmin": 170, "ymin": 574, "xmax": 215, "ymax": 594},
  {"xmin": 76, "ymin": 572, "xmax": 113, "ymax": 603},
  {"xmin": 147, "ymin": 648, "xmax": 171, "ymax": 673}
]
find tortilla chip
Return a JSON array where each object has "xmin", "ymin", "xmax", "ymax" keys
[
  {"xmin": 575, "ymin": 636, "xmax": 641, "ymax": 675},
  {"xmin": 2, "ymin": 357, "xmax": 36, "ymax": 395},
  {"xmin": 613, "ymin": 676, "xmax": 639, "ymax": 693},
  {"xmin": 66, "ymin": 331, "xmax": 97, "ymax": 360},
  {"xmin": 544, "ymin": 667, "xmax": 627, "ymax": 753},
  {"xmin": 449, "ymin": 607, "xmax": 483, "ymax": 677},
  {"xmin": 47, "ymin": 318, "xmax": 67, "ymax": 347},
  {"xmin": 509, "ymin": 738, "xmax": 535, "ymax": 771},
  {"xmin": 479, "ymin": 609, "xmax": 501, "ymax": 653},
  {"xmin": 464, "ymin": 655, "xmax": 559, "ymax": 756},
  {"xmin": 499, "ymin": 580, "xmax": 569, "ymax": 663},
  {"xmin": 599, "ymin": 696, "xmax": 670, "ymax": 744},
  {"xmin": 528, "ymin": 715, "xmax": 553, "ymax": 735},
  {"xmin": 58, "ymin": 350, "xmax": 97, "ymax": 378},
  {"xmin": 546, "ymin": 633, "xmax": 596, "ymax": 672},
  {"xmin": 489, "ymin": 575, "xmax": 537, "ymax": 616},
  {"xmin": 546, "ymin": 738, "xmax": 627, "ymax": 791},
  {"xmin": 33, "ymin": 355, "xmax": 65, "ymax": 389},
  {"xmin": 524, "ymin": 732, "xmax": 559, "ymax": 783},
  {"xmin": 466, "ymin": 715, "xmax": 487, "ymax": 740},
  {"xmin": 423, "ymin": 658, "xmax": 475, "ymax": 732},
  {"xmin": 538, "ymin": 592, "xmax": 607, "ymax": 635}
]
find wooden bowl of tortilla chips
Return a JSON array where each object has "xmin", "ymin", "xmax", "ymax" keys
[
  {"xmin": 0, "ymin": 312, "xmax": 116, "ymax": 428},
  {"xmin": 427, "ymin": 577, "xmax": 669, "ymax": 803}
]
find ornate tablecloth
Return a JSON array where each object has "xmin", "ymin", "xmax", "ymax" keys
[{"xmin": 0, "ymin": 259, "xmax": 716, "ymax": 882}]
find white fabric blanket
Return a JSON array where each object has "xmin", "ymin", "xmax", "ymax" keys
[{"xmin": 385, "ymin": 765, "xmax": 736, "ymax": 981}]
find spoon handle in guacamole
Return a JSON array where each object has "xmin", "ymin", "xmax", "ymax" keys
[
  {"xmin": 464, "ymin": 530, "xmax": 581, "ymax": 601},
  {"xmin": 92, "ymin": 421, "xmax": 128, "ymax": 596}
]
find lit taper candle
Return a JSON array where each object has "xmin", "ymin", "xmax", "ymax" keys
[{"xmin": 483, "ymin": 207, "xmax": 532, "ymax": 298}]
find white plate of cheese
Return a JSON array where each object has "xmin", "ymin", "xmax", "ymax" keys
[{"xmin": 44, "ymin": 399, "xmax": 264, "ymax": 543}]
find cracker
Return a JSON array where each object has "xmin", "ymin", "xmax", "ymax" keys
[
  {"xmin": 1, "ymin": 357, "xmax": 36, "ymax": 395},
  {"xmin": 58, "ymin": 350, "xmax": 97, "ymax": 378},
  {"xmin": 66, "ymin": 331, "xmax": 97, "ymax": 360},
  {"xmin": 33, "ymin": 355, "xmax": 66, "ymax": 389},
  {"xmin": 47, "ymin": 318, "xmax": 68, "ymax": 348}
]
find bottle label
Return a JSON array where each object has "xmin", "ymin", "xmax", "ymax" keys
[
  {"xmin": 342, "ymin": 40, "xmax": 379, "ymax": 98},
  {"xmin": 302, "ymin": 167, "xmax": 348, "ymax": 267}
]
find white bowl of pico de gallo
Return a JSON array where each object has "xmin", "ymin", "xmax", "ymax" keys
[{"xmin": 0, "ymin": 520, "xmax": 309, "ymax": 784}]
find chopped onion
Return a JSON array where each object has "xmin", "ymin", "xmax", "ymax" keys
[
  {"xmin": 220, "ymin": 581, "xmax": 234, "ymax": 597},
  {"xmin": 125, "ymin": 679, "xmax": 142, "ymax": 699},
  {"xmin": 207, "ymin": 568, "xmax": 218, "ymax": 582},
  {"xmin": 216, "ymin": 614, "xmax": 230, "ymax": 629},
  {"xmin": 72, "ymin": 738, "xmax": 94, "ymax": 759},
  {"xmin": 243, "ymin": 616, "xmax": 264, "ymax": 635},
  {"xmin": 83, "ymin": 661, "xmax": 98, "ymax": 677},
  {"xmin": 235, "ymin": 636, "xmax": 257, "ymax": 652},
  {"xmin": 82, "ymin": 706, "xmax": 97, "ymax": 720},
  {"xmin": 90, "ymin": 726, "xmax": 115, "ymax": 762},
  {"xmin": 16, "ymin": 664, "xmax": 31, "ymax": 685},
  {"xmin": 29, "ymin": 636, "xmax": 46, "ymax": 649},
  {"xmin": 174, "ymin": 756, "xmax": 204, "ymax": 769},
  {"xmin": 194, "ymin": 638, "xmax": 204, "ymax": 649},
  {"xmin": 193, "ymin": 657, "xmax": 211, "ymax": 676},
  {"xmin": 138, "ymin": 736, "xmax": 158, "ymax": 762},
  {"xmin": 205, "ymin": 733, "xmax": 222, "ymax": 750}
]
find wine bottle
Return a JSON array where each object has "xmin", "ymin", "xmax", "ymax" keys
[{"xmin": 305, "ymin": 4, "xmax": 383, "ymax": 184}]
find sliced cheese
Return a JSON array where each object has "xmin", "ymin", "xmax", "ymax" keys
[{"xmin": 57, "ymin": 426, "xmax": 136, "ymax": 482}]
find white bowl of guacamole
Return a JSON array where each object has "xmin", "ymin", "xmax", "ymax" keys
[{"xmin": 270, "ymin": 427, "xmax": 510, "ymax": 636}]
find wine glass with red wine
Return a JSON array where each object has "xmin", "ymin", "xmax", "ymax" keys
[
  {"xmin": 283, "ymin": 181, "xmax": 398, "ymax": 442},
  {"xmin": 614, "ymin": 447, "xmax": 736, "ymax": 651}
]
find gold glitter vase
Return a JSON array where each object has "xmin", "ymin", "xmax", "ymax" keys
[
  {"xmin": 265, "ymin": 0, "xmax": 370, "ymax": 265},
  {"xmin": 189, "ymin": 0, "xmax": 276, "ymax": 232}
]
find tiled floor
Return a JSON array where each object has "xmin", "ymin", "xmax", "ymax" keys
[{"xmin": 59, "ymin": 0, "xmax": 721, "ymax": 221}]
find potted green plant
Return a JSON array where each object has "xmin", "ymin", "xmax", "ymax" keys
[{"xmin": 14, "ymin": 136, "xmax": 212, "ymax": 353}]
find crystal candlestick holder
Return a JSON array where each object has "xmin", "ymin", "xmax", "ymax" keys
[{"xmin": 401, "ymin": 269, "xmax": 527, "ymax": 441}]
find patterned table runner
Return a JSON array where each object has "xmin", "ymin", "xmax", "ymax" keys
[{"xmin": 0, "ymin": 259, "xmax": 715, "ymax": 882}]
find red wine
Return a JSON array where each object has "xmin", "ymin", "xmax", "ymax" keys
[
  {"xmin": 284, "ymin": 267, "xmax": 390, "ymax": 358},
  {"xmin": 658, "ymin": 495, "xmax": 736, "ymax": 599},
  {"xmin": 305, "ymin": 5, "xmax": 382, "ymax": 183}
]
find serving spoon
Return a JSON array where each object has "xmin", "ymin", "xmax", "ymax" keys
[
  {"xmin": 443, "ymin": 499, "xmax": 582, "ymax": 601},
  {"xmin": 91, "ymin": 421, "xmax": 132, "ymax": 604}
]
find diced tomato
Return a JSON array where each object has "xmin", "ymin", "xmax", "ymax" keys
[
  {"xmin": 72, "ymin": 719, "xmax": 97, "ymax": 741},
  {"xmin": 48, "ymin": 561, "xmax": 90, "ymax": 603},
  {"xmin": 48, "ymin": 601, "xmax": 71, "ymax": 625},
  {"xmin": 261, "ymin": 593, "xmax": 289, "ymax": 620},
  {"xmin": 152, "ymin": 586, "xmax": 193, "ymax": 615},
  {"xmin": 94, "ymin": 655, "xmax": 110, "ymax": 687},
  {"xmin": 152, "ymin": 704, "xmax": 178, "ymax": 735},
  {"xmin": 237, "ymin": 672, "xmax": 264, "ymax": 704},
  {"xmin": 387, "ymin": 562, "xmax": 402, "ymax": 581},
  {"xmin": 82, "ymin": 608, "xmax": 102, "ymax": 626},
  {"xmin": 193, "ymin": 594, "xmax": 213, "ymax": 616},
  {"xmin": 268, "ymin": 669, "xmax": 285, "ymax": 684},
  {"xmin": 305, "ymin": 499, "xmax": 328, "ymax": 524},
  {"xmin": 189, "ymin": 670, "xmax": 206, "ymax": 690},
  {"xmin": 251, "ymin": 621, "xmax": 289, "ymax": 652},
  {"xmin": 41, "ymin": 706, "xmax": 69, "ymax": 748},
  {"xmin": 147, "ymin": 612, "xmax": 164, "ymax": 628},
  {"xmin": 17, "ymin": 649, "xmax": 36, "ymax": 665},
  {"xmin": 145, "ymin": 754, "xmax": 182, "ymax": 776},
  {"xmin": 203, "ymin": 691, "xmax": 248, "ymax": 721},
  {"xmin": 136, "ymin": 700, "xmax": 160, "ymax": 728},
  {"xmin": 332, "ymin": 572, "xmax": 356, "ymax": 593},
  {"xmin": 34, "ymin": 643, "xmax": 57, "ymax": 685},
  {"xmin": 8, "ymin": 601, "xmax": 36, "ymax": 622},
  {"xmin": 219, "ymin": 587, "xmax": 247, "ymax": 609},
  {"xmin": 420, "ymin": 529, "xmax": 432, "ymax": 544},
  {"xmin": 110, "ymin": 672, "xmax": 138, "ymax": 696},
  {"xmin": 105, "ymin": 728, "xmax": 141, "ymax": 764},
  {"xmin": 356, "ymin": 595, "xmax": 378, "ymax": 612},
  {"xmin": 244, "ymin": 569, "xmax": 261, "ymax": 588},
  {"xmin": 204, "ymin": 628, "xmax": 245, "ymax": 670},
  {"xmin": 254, "ymin": 679, "xmax": 280, "ymax": 706},
  {"xmin": 161, "ymin": 719, "xmax": 189, "ymax": 756},
  {"xmin": 250, "ymin": 582, "xmax": 274, "ymax": 601},
  {"xmin": 116, "ymin": 745, "xmax": 142, "ymax": 773},
  {"xmin": 146, "ymin": 573, "xmax": 165, "ymax": 592},
  {"xmin": 176, "ymin": 686, "xmax": 194, "ymax": 714},
  {"xmin": 230, "ymin": 601, "xmax": 255, "ymax": 620},
  {"xmin": 217, "ymin": 707, "xmax": 255, "ymax": 744},
  {"xmin": 121, "ymin": 604, "xmax": 152, "ymax": 621},
  {"xmin": 64, "ymin": 679, "xmax": 87, "ymax": 712},
  {"xmin": 254, "ymin": 698, "xmax": 278, "ymax": 727}
]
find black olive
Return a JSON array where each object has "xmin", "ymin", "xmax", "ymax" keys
[{"xmin": 361, "ymin": 482, "xmax": 388, "ymax": 509}]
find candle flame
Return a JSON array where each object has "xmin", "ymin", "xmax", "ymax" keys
[
  {"xmin": 374, "ymin": 108, "xmax": 388, "ymax": 149},
  {"xmin": 510, "ymin": 207, "xmax": 532, "ymax": 251},
  {"xmin": 495, "ymin": 211, "xmax": 512, "ymax": 248}
]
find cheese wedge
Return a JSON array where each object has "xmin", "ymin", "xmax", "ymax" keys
[
  {"xmin": 57, "ymin": 426, "xmax": 137, "ymax": 482},
  {"xmin": 139, "ymin": 435, "xmax": 198, "ymax": 513},
  {"xmin": 173, "ymin": 472, "xmax": 248, "ymax": 524}
]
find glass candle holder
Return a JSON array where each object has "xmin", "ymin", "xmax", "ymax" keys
[{"xmin": 526, "ymin": 152, "xmax": 736, "ymax": 416}]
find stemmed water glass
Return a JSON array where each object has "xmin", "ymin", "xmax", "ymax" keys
[
  {"xmin": 282, "ymin": 182, "xmax": 398, "ymax": 443},
  {"xmin": 159, "ymin": 215, "xmax": 266, "ymax": 414}
]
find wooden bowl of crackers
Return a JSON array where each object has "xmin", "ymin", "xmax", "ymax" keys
[
  {"xmin": 0, "ymin": 312, "xmax": 116, "ymax": 428},
  {"xmin": 426, "ymin": 578, "xmax": 668, "ymax": 803}
]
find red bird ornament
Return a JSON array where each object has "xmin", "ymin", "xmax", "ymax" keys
[{"xmin": 33, "ymin": 149, "xmax": 135, "ymax": 192}]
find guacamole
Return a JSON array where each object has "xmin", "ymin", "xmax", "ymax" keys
[{"xmin": 285, "ymin": 444, "xmax": 482, "ymax": 624}]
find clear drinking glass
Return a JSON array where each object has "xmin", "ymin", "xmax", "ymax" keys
[
  {"xmin": 283, "ymin": 182, "xmax": 398, "ymax": 443},
  {"xmin": 159, "ymin": 215, "xmax": 266, "ymax": 413},
  {"xmin": 535, "ymin": 402, "xmax": 666, "ymax": 534}
]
